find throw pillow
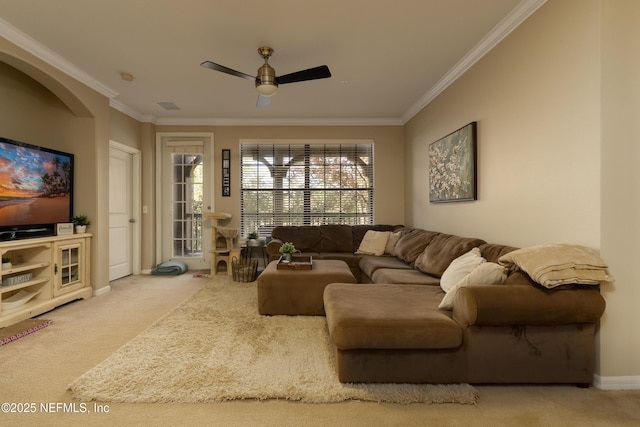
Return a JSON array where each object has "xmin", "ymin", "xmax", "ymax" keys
[
  {"xmin": 439, "ymin": 247, "xmax": 485, "ymax": 293},
  {"xmin": 384, "ymin": 230, "xmax": 402, "ymax": 256},
  {"xmin": 439, "ymin": 262, "xmax": 507, "ymax": 310},
  {"xmin": 355, "ymin": 230, "xmax": 391, "ymax": 256}
]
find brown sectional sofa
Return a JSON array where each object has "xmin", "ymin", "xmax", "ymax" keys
[
  {"xmin": 266, "ymin": 224, "xmax": 607, "ymax": 386},
  {"xmin": 266, "ymin": 224, "xmax": 400, "ymax": 282}
]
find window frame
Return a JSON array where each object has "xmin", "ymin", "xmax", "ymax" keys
[{"xmin": 240, "ymin": 140, "xmax": 374, "ymax": 237}]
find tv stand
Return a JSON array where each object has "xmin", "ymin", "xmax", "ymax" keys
[
  {"xmin": 0, "ymin": 228, "xmax": 53, "ymax": 241},
  {"xmin": 0, "ymin": 234, "xmax": 92, "ymax": 327}
]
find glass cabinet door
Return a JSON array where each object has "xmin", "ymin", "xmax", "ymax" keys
[{"xmin": 54, "ymin": 241, "xmax": 84, "ymax": 295}]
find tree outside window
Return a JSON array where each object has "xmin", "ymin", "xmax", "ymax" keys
[{"xmin": 240, "ymin": 143, "xmax": 374, "ymax": 237}]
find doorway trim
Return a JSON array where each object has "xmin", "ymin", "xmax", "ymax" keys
[
  {"xmin": 155, "ymin": 132, "xmax": 215, "ymax": 268},
  {"xmin": 109, "ymin": 140, "xmax": 142, "ymax": 278}
]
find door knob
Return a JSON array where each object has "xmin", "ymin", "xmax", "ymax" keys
[{"xmin": 129, "ymin": 218, "xmax": 136, "ymax": 223}]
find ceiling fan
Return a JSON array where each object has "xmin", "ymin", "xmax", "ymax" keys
[{"xmin": 201, "ymin": 46, "xmax": 331, "ymax": 107}]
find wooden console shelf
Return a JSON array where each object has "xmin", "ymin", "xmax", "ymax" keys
[{"xmin": 0, "ymin": 234, "xmax": 92, "ymax": 328}]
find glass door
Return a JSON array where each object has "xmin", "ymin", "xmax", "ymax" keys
[
  {"xmin": 158, "ymin": 134, "xmax": 213, "ymax": 270},
  {"xmin": 171, "ymin": 153, "xmax": 204, "ymax": 258}
]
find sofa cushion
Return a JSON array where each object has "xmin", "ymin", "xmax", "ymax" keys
[
  {"xmin": 324, "ymin": 283, "xmax": 462, "ymax": 350},
  {"xmin": 355, "ymin": 230, "xmax": 390, "ymax": 256},
  {"xmin": 271, "ymin": 226, "xmax": 321, "ymax": 252},
  {"xmin": 371, "ymin": 268, "xmax": 441, "ymax": 286},
  {"xmin": 385, "ymin": 230, "xmax": 402, "ymax": 256},
  {"xmin": 359, "ymin": 255, "xmax": 412, "ymax": 279},
  {"xmin": 318, "ymin": 224, "xmax": 354, "ymax": 252},
  {"xmin": 394, "ymin": 228, "xmax": 440, "ymax": 266},
  {"xmin": 414, "ymin": 233, "xmax": 486, "ymax": 277},
  {"xmin": 478, "ymin": 243, "xmax": 519, "ymax": 263}
]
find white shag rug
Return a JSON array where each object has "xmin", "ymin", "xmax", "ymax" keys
[{"xmin": 68, "ymin": 276, "xmax": 478, "ymax": 404}]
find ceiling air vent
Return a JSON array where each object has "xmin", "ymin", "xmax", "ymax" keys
[{"xmin": 156, "ymin": 101, "xmax": 181, "ymax": 111}]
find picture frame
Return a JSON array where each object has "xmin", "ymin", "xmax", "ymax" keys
[
  {"xmin": 56, "ymin": 223, "xmax": 74, "ymax": 235},
  {"xmin": 428, "ymin": 122, "xmax": 477, "ymax": 203},
  {"xmin": 222, "ymin": 149, "xmax": 231, "ymax": 197}
]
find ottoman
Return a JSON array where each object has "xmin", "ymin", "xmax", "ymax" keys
[
  {"xmin": 323, "ymin": 283, "xmax": 467, "ymax": 383},
  {"xmin": 257, "ymin": 259, "xmax": 357, "ymax": 315}
]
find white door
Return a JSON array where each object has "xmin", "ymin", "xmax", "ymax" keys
[
  {"xmin": 109, "ymin": 147, "xmax": 133, "ymax": 280},
  {"xmin": 157, "ymin": 134, "xmax": 213, "ymax": 270}
]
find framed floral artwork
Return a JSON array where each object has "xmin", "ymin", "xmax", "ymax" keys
[{"xmin": 429, "ymin": 122, "xmax": 477, "ymax": 203}]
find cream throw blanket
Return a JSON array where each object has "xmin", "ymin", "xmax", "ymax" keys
[{"xmin": 498, "ymin": 243, "xmax": 613, "ymax": 289}]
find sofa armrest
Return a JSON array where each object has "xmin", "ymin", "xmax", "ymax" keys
[
  {"xmin": 266, "ymin": 238, "xmax": 284, "ymax": 257},
  {"xmin": 452, "ymin": 284, "xmax": 606, "ymax": 328}
]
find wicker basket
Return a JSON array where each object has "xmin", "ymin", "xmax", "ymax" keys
[{"xmin": 231, "ymin": 256, "xmax": 258, "ymax": 282}]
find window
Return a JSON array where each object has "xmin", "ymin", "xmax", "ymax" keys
[
  {"xmin": 171, "ymin": 152, "xmax": 204, "ymax": 257},
  {"xmin": 240, "ymin": 141, "xmax": 374, "ymax": 236}
]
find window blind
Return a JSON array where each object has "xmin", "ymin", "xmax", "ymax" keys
[{"xmin": 240, "ymin": 142, "xmax": 374, "ymax": 237}]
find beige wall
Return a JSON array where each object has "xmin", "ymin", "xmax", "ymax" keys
[
  {"xmin": 109, "ymin": 109, "xmax": 142, "ymax": 149},
  {"xmin": 599, "ymin": 0, "xmax": 640, "ymax": 380},
  {"xmin": 0, "ymin": 39, "xmax": 111, "ymax": 292},
  {"xmin": 405, "ymin": 0, "xmax": 639, "ymax": 381},
  {"xmin": 405, "ymin": 0, "xmax": 601, "ymax": 248},
  {"xmin": 155, "ymin": 125, "xmax": 405, "ymax": 231}
]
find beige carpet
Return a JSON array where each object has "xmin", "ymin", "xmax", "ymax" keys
[
  {"xmin": 3, "ymin": 274, "xmax": 640, "ymax": 426},
  {"xmin": 68, "ymin": 277, "xmax": 478, "ymax": 404}
]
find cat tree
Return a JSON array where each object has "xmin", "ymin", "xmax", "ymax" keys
[{"xmin": 204, "ymin": 212, "xmax": 240, "ymax": 275}]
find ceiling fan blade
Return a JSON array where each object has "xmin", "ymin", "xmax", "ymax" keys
[
  {"xmin": 256, "ymin": 94, "xmax": 271, "ymax": 107},
  {"xmin": 200, "ymin": 61, "xmax": 255, "ymax": 81},
  {"xmin": 276, "ymin": 65, "xmax": 331, "ymax": 85}
]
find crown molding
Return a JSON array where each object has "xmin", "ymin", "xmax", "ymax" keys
[
  {"xmin": 109, "ymin": 99, "xmax": 156, "ymax": 123},
  {"xmin": 153, "ymin": 117, "xmax": 404, "ymax": 127},
  {"xmin": 1, "ymin": 1, "xmax": 546, "ymax": 127},
  {"xmin": 400, "ymin": 0, "xmax": 548, "ymax": 124},
  {"xmin": 0, "ymin": 18, "xmax": 118, "ymax": 99},
  {"xmin": 109, "ymin": 100, "xmax": 403, "ymax": 126}
]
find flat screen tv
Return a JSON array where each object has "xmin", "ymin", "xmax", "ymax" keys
[{"xmin": 0, "ymin": 137, "xmax": 74, "ymax": 240}]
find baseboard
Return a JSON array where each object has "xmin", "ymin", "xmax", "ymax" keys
[
  {"xmin": 141, "ymin": 269, "xmax": 153, "ymax": 274},
  {"xmin": 93, "ymin": 285, "xmax": 112, "ymax": 297},
  {"xmin": 593, "ymin": 374, "xmax": 640, "ymax": 390}
]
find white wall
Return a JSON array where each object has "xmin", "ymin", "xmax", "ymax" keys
[{"xmin": 405, "ymin": 0, "xmax": 640, "ymax": 384}]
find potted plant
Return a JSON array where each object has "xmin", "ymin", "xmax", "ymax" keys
[
  {"xmin": 246, "ymin": 231, "xmax": 260, "ymax": 247},
  {"xmin": 279, "ymin": 242, "xmax": 297, "ymax": 262},
  {"xmin": 71, "ymin": 215, "xmax": 91, "ymax": 233},
  {"xmin": 2, "ymin": 256, "xmax": 11, "ymax": 269}
]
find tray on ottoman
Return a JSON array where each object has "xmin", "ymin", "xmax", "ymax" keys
[{"xmin": 276, "ymin": 255, "xmax": 313, "ymax": 270}]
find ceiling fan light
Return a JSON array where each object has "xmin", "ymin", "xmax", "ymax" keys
[
  {"xmin": 256, "ymin": 83, "xmax": 278, "ymax": 96},
  {"xmin": 256, "ymin": 62, "xmax": 278, "ymax": 96}
]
